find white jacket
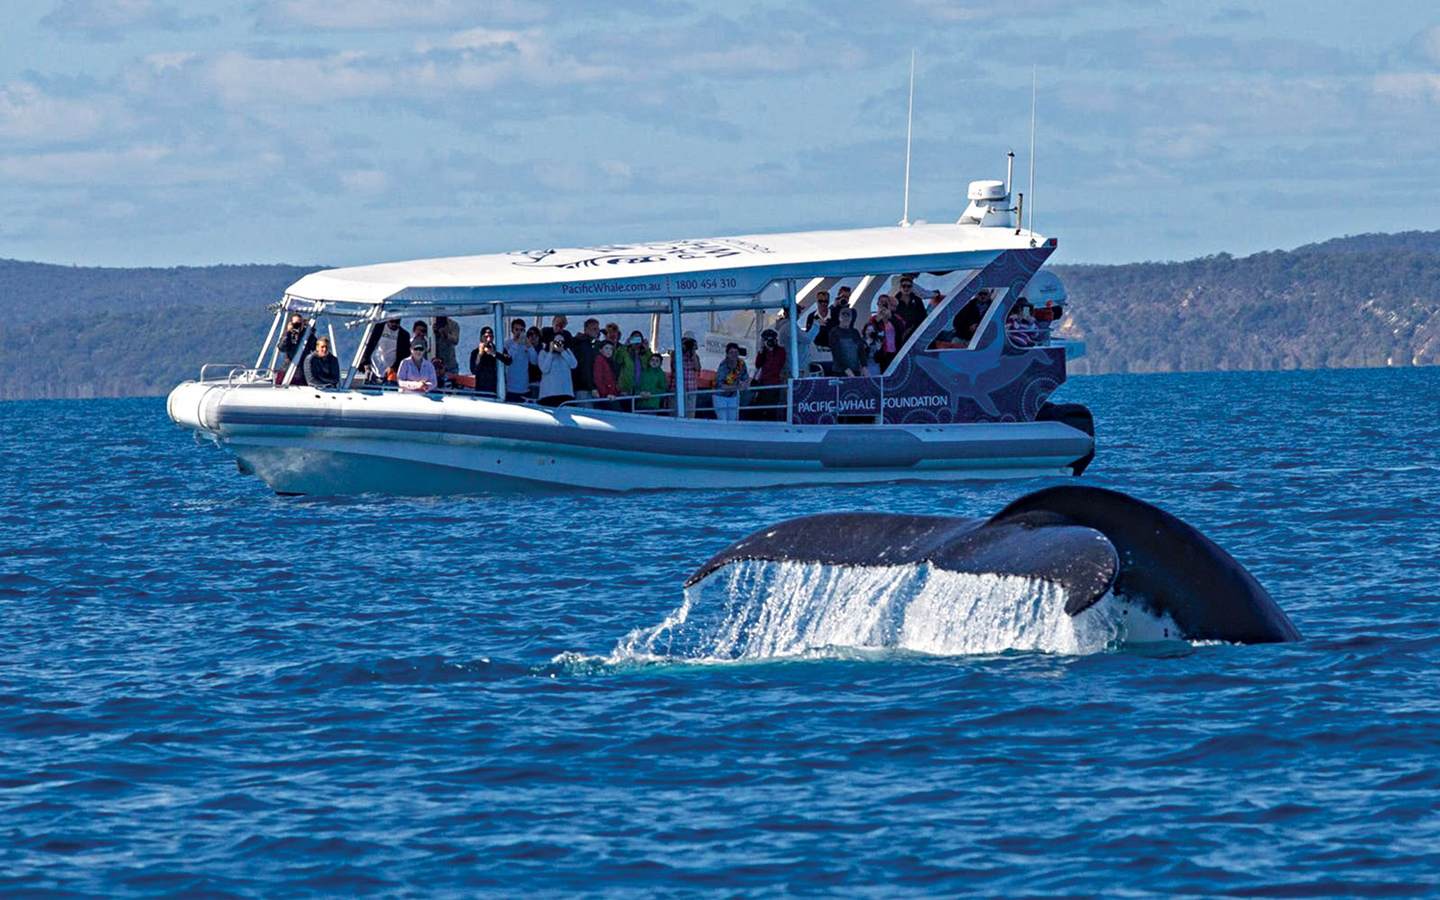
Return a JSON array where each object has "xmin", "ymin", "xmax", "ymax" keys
[{"xmin": 538, "ymin": 349, "xmax": 577, "ymax": 399}]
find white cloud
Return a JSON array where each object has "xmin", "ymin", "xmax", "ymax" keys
[
  {"xmin": 1410, "ymin": 25, "xmax": 1440, "ymax": 66},
  {"xmin": 1372, "ymin": 72, "xmax": 1440, "ymax": 103},
  {"xmin": 339, "ymin": 168, "xmax": 388, "ymax": 193},
  {"xmin": 0, "ymin": 144, "xmax": 171, "ymax": 184},
  {"xmin": 40, "ymin": 0, "xmax": 217, "ymax": 39},
  {"xmin": 0, "ymin": 82, "xmax": 113, "ymax": 143},
  {"xmin": 253, "ymin": 0, "xmax": 545, "ymax": 31}
]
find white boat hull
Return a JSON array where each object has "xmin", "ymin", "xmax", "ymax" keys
[{"xmin": 167, "ymin": 382, "xmax": 1093, "ymax": 495}]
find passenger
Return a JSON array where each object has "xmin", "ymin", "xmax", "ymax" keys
[
  {"xmin": 603, "ymin": 322, "xmax": 622, "ymax": 348},
  {"xmin": 861, "ymin": 322, "xmax": 884, "ymax": 376},
  {"xmin": 433, "ymin": 316, "xmax": 460, "ymax": 378},
  {"xmin": 592, "ymin": 340, "xmax": 621, "ymax": 410},
  {"xmin": 673, "ymin": 331, "xmax": 701, "ymax": 416},
  {"xmin": 774, "ymin": 308, "xmax": 820, "ymax": 375},
  {"xmin": 952, "ymin": 291, "xmax": 994, "ymax": 344},
  {"xmin": 525, "ymin": 326, "xmax": 543, "ymax": 399},
  {"xmin": 1007, "ymin": 301, "xmax": 1039, "ymax": 347},
  {"xmin": 302, "ymin": 336, "xmax": 340, "ymax": 388},
  {"xmin": 538, "ymin": 334, "xmax": 578, "ymax": 407},
  {"xmin": 502, "ymin": 318, "xmax": 536, "ymax": 403},
  {"xmin": 410, "ymin": 320, "xmax": 429, "ymax": 351},
  {"xmin": 540, "ymin": 314, "xmax": 572, "ymax": 348},
  {"xmin": 1032, "ymin": 299, "xmax": 1064, "ymax": 343},
  {"xmin": 616, "ymin": 331, "xmax": 652, "ymax": 403},
  {"xmin": 713, "ymin": 342, "xmax": 750, "ymax": 422},
  {"xmin": 397, "ymin": 340, "xmax": 436, "ymax": 393},
  {"xmin": 366, "ymin": 317, "xmax": 407, "ymax": 382},
  {"xmin": 806, "ymin": 291, "xmax": 833, "ymax": 349},
  {"xmin": 750, "ymin": 327, "xmax": 788, "ymax": 421},
  {"xmin": 432, "ymin": 356, "xmax": 449, "ymax": 390},
  {"xmin": 571, "ymin": 318, "xmax": 600, "ymax": 400},
  {"xmin": 866, "ymin": 295, "xmax": 907, "ymax": 370},
  {"xmin": 276, "ymin": 313, "xmax": 316, "ymax": 383},
  {"xmin": 469, "ymin": 326, "xmax": 510, "ymax": 398},
  {"xmin": 927, "ymin": 289, "xmax": 946, "ymax": 315},
  {"xmin": 893, "ymin": 276, "xmax": 927, "ymax": 340},
  {"xmin": 635, "ymin": 351, "xmax": 668, "ymax": 411},
  {"xmin": 829, "ymin": 307, "xmax": 865, "ymax": 377}
]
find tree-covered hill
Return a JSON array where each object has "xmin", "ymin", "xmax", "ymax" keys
[
  {"xmin": 0, "ymin": 230, "xmax": 1436, "ymax": 399},
  {"xmin": 0, "ymin": 262, "xmax": 322, "ymax": 400},
  {"xmin": 1052, "ymin": 233, "xmax": 1440, "ymax": 374}
]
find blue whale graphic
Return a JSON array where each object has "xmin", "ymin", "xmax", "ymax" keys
[{"xmin": 686, "ymin": 485, "xmax": 1300, "ymax": 645}]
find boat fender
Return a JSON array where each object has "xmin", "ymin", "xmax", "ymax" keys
[
  {"xmin": 819, "ymin": 429, "xmax": 923, "ymax": 469},
  {"xmin": 1036, "ymin": 402, "xmax": 1095, "ymax": 475}
]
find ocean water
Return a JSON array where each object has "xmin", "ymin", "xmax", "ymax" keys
[{"xmin": 2, "ymin": 366, "xmax": 1438, "ymax": 898}]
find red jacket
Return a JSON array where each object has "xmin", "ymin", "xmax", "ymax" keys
[
  {"xmin": 754, "ymin": 345, "xmax": 788, "ymax": 385},
  {"xmin": 593, "ymin": 355, "xmax": 619, "ymax": 397}
]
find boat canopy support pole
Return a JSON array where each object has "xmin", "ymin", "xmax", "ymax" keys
[
  {"xmin": 670, "ymin": 297, "xmax": 685, "ymax": 418},
  {"xmin": 493, "ymin": 303, "xmax": 507, "ymax": 396},
  {"xmin": 257, "ymin": 308, "xmax": 284, "ymax": 372},
  {"xmin": 785, "ymin": 278, "xmax": 799, "ymax": 383},
  {"xmin": 343, "ymin": 313, "xmax": 378, "ymax": 390}
]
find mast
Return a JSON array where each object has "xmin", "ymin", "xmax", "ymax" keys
[{"xmin": 900, "ymin": 49, "xmax": 915, "ymax": 227}]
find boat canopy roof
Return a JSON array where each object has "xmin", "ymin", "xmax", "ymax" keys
[{"xmin": 285, "ymin": 223, "xmax": 1052, "ymax": 317}]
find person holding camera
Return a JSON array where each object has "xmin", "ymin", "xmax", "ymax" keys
[
  {"xmin": 615, "ymin": 331, "xmax": 652, "ymax": 410},
  {"xmin": 713, "ymin": 342, "xmax": 750, "ymax": 422},
  {"xmin": 672, "ymin": 331, "xmax": 702, "ymax": 417},
  {"xmin": 276, "ymin": 313, "xmax": 316, "ymax": 384},
  {"xmin": 750, "ymin": 327, "xmax": 788, "ymax": 421},
  {"xmin": 502, "ymin": 318, "xmax": 536, "ymax": 403},
  {"xmin": 538, "ymin": 334, "xmax": 578, "ymax": 407},
  {"xmin": 469, "ymin": 326, "xmax": 511, "ymax": 398}
]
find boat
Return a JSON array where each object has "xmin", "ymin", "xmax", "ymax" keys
[{"xmin": 167, "ymin": 171, "xmax": 1094, "ymax": 494}]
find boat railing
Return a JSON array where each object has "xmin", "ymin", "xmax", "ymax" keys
[
  {"xmin": 199, "ymin": 363, "xmax": 277, "ymax": 386},
  {"xmin": 559, "ymin": 384, "xmax": 793, "ymax": 420}
]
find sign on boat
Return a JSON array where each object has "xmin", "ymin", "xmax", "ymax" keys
[{"xmin": 167, "ymin": 171, "xmax": 1094, "ymax": 494}]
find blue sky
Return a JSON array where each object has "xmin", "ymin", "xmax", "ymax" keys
[{"xmin": 1, "ymin": 0, "xmax": 1437, "ymax": 268}]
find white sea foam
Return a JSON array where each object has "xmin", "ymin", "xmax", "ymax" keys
[{"xmin": 606, "ymin": 560, "xmax": 1174, "ymax": 664}]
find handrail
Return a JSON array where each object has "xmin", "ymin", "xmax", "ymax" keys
[{"xmin": 199, "ymin": 362, "xmax": 248, "ymax": 382}]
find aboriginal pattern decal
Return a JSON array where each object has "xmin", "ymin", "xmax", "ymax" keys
[
  {"xmin": 510, "ymin": 239, "xmax": 775, "ymax": 271},
  {"xmin": 790, "ymin": 245, "xmax": 1064, "ymax": 426}
]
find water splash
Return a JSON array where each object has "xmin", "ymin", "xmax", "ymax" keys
[{"xmin": 607, "ymin": 560, "xmax": 1143, "ymax": 664}]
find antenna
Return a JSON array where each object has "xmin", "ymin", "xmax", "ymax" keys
[
  {"xmin": 900, "ymin": 49, "xmax": 915, "ymax": 227},
  {"xmin": 1027, "ymin": 66, "xmax": 1037, "ymax": 235}
]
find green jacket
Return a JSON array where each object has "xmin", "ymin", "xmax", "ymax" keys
[
  {"xmin": 616, "ymin": 346, "xmax": 652, "ymax": 395},
  {"xmin": 635, "ymin": 366, "xmax": 669, "ymax": 409}
]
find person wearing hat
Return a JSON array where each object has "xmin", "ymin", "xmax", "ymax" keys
[
  {"xmin": 750, "ymin": 326, "xmax": 788, "ymax": 420},
  {"xmin": 469, "ymin": 325, "xmax": 511, "ymax": 398},
  {"xmin": 671, "ymin": 330, "xmax": 702, "ymax": 417},
  {"xmin": 397, "ymin": 339, "xmax": 436, "ymax": 393}
]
